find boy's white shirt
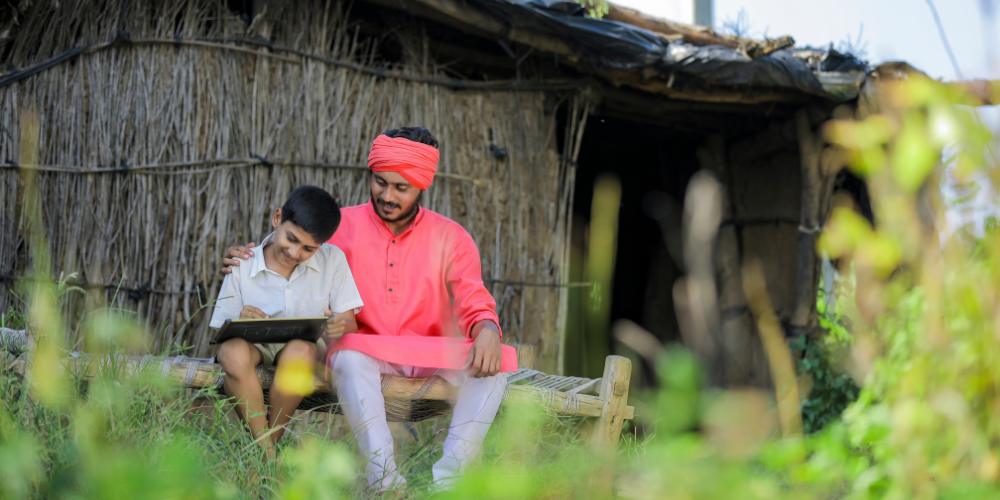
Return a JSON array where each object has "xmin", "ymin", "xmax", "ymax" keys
[{"xmin": 209, "ymin": 232, "xmax": 363, "ymax": 328}]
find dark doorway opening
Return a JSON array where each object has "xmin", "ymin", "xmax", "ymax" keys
[{"xmin": 562, "ymin": 113, "xmax": 702, "ymax": 380}]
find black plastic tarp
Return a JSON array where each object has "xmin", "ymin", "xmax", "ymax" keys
[
  {"xmin": 471, "ymin": 0, "xmax": 669, "ymax": 68},
  {"xmin": 469, "ymin": 0, "xmax": 867, "ymax": 97},
  {"xmin": 663, "ymin": 44, "xmax": 827, "ymax": 95}
]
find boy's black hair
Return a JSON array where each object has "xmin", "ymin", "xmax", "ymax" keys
[
  {"xmin": 381, "ymin": 126, "xmax": 439, "ymax": 149},
  {"xmin": 281, "ymin": 185, "xmax": 341, "ymax": 242}
]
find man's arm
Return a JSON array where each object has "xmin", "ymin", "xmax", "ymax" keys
[
  {"xmin": 220, "ymin": 242, "xmax": 257, "ymax": 274},
  {"xmin": 446, "ymin": 230, "xmax": 504, "ymax": 378}
]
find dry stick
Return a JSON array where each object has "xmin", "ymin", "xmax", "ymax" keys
[
  {"xmin": 1, "ymin": 37, "xmax": 585, "ymax": 91},
  {"xmin": 741, "ymin": 259, "xmax": 804, "ymax": 438},
  {"xmin": 482, "ymin": 279, "xmax": 591, "ymax": 288},
  {"xmin": 2, "ymin": 158, "xmax": 485, "ymax": 183},
  {"xmin": 201, "ymin": 36, "xmax": 585, "ymax": 91}
]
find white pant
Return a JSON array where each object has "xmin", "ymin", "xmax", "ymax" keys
[{"xmin": 329, "ymin": 350, "xmax": 506, "ymax": 490}]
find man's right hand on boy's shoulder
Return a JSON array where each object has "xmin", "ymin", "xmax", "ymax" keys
[
  {"xmin": 239, "ymin": 305, "xmax": 270, "ymax": 319},
  {"xmin": 221, "ymin": 242, "xmax": 257, "ymax": 274}
]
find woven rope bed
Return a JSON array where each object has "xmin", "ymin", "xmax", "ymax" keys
[{"xmin": 0, "ymin": 332, "xmax": 632, "ymax": 426}]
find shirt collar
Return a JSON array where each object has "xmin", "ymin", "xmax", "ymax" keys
[
  {"xmin": 248, "ymin": 232, "xmax": 322, "ymax": 277},
  {"xmin": 365, "ymin": 198, "xmax": 426, "ymax": 238}
]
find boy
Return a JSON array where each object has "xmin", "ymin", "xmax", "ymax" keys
[{"xmin": 209, "ymin": 185, "xmax": 363, "ymax": 456}]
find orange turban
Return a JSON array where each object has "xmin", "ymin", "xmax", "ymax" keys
[{"xmin": 367, "ymin": 135, "xmax": 440, "ymax": 190}]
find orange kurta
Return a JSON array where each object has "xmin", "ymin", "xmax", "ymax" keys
[{"xmin": 326, "ymin": 202, "xmax": 517, "ymax": 372}]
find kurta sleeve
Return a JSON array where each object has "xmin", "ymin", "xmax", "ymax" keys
[
  {"xmin": 209, "ymin": 271, "xmax": 243, "ymax": 329},
  {"xmin": 445, "ymin": 230, "xmax": 502, "ymax": 339}
]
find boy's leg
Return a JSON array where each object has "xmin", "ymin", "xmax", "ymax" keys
[
  {"xmin": 217, "ymin": 339, "xmax": 269, "ymax": 448},
  {"xmin": 329, "ymin": 350, "xmax": 406, "ymax": 491},
  {"xmin": 431, "ymin": 371, "xmax": 507, "ymax": 488},
  {"xmin": 267, "ymin": 339, "xmax": 317, "ymax": 444}
]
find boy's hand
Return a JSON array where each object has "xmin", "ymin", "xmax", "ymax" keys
[
  {"xmin": 221, "ymin": 242, "xmax": 256, "ymax": 275},
  {"xmin": 239, "ymin": 305, "xmax": 270, "ymax": 319},
  {"xmin": 323, "ymin": 310, "xmax": 346, "ymax": 341}
]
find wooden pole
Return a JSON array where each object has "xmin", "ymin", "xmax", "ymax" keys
[
  {"xmin": 791, "ymin": 108, "xmax": 824, "ymax": 332},
  {"xmin": 590, "ymin": 355, "xmax": 632, "ymax": 495},
  {"xmin": 697, "ymin": 134, "xmax": 755, "ymax": 387}
]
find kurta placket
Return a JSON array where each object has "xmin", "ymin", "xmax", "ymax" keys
[{"xmin": 385, "ymin": 234, "xmax": 398, "ymax": 331}]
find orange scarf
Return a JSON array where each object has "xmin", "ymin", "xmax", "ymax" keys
[{"xmin": 367, "ymin": 135, "xmax": 440, "ymax": 190}]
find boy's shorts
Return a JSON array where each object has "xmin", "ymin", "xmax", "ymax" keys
[{"xmin": 254, "ymin": 338, "xmax": 328, "ymax": 367}]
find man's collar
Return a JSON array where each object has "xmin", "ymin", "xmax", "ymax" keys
[{"xmin": 248, "ymin": 232, "xmax": 322, "ymax": 277}]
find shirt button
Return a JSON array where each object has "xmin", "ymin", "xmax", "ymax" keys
[
  {"xmin": 392, "ymin": 239, "xmax": 395, "ymax": 243},
  {"xmin": 390, "ymin": 263, "xmax": 394, "ymax": 267},
  {"xmin": 389, "ymin": 288, "xmax": 393, "ymax": 292}
]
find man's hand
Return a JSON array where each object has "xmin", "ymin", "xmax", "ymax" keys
[
  {"xmin": 220, "ymin": 242, "xmax": 257, "ymax": 275},
  {"xmin": 239, "ymin": 305, "xmax": 270, "ymax": 319},
  {"xmin": 464, "ymin": 320, "xmax": 502, "ymax": 378}
]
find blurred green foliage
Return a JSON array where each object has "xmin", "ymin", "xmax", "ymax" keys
[
  {"xmin": 791, "ymin": 276, "xmax": 861, "ymax": 434},
  {"xmin": 571, "ymin": 0, "xmax": 609, "ymax": 18}
]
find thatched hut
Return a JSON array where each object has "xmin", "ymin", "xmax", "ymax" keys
[{"xmin": 0, "ymin": 0, "xmax": 876, "ymax": 383}]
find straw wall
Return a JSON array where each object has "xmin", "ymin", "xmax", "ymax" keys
[{"xmin": 0, "ymin": 0, "xmax": 585, "ymax": 372}]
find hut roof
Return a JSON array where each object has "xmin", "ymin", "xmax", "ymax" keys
[
  {"xmin": 0, "ymin": 0, "xmax": 866, "ymax": 108},
  {"xmin": 363, "ymin": 0, "xmax": 869, "ymax": 103}
]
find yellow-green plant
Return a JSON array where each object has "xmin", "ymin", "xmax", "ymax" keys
[
  {"xmin": 808, "ymin": 76, "xmax": 1000, "ymax": 498},
  {"xmin": 574, "ymin": 0, "xmax": 609, "ymax": 19}
]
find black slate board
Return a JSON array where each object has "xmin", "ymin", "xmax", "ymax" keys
[{"xmin": 211, "ymin": 317, "xmax": 327, "ymax": 345}]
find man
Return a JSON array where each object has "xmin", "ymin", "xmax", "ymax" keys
[
  {"xmin": 222, "ymin": 127, "xmax": 517, "ymax": 490},
  {"xmin": 211, "ymin": 185, "xmax": 363, "ymax": 458}
]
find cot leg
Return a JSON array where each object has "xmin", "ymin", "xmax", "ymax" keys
[{"xmin": 590, "ymin": 355, "xmax": 631, "ymax": 496}]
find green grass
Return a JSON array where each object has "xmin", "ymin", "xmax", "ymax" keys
[
  {"xmin": 1, "ymin": 279, "xmax": 638, "ymax": 500},
  {"xmin": 0, "ymin": 360, "xmax": 634, "ymax": 499}
]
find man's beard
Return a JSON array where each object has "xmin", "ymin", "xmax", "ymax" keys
[{"xmin": 371, "ymin": 190, "xmax": 422, "ymax": 223}]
